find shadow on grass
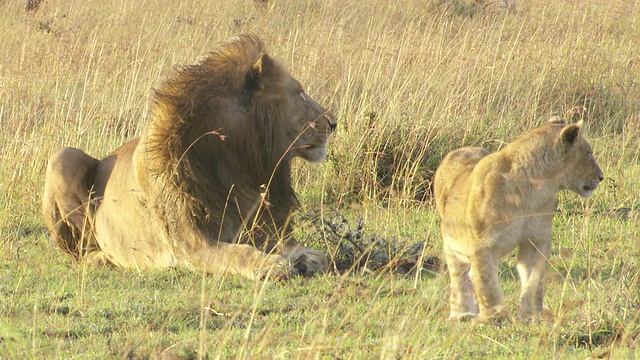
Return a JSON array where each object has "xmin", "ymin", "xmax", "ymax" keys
[{"xmin": 558, "ymin": 320, "xmax": 639, "ymax": 351}]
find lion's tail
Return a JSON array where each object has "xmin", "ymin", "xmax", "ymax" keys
[{"xmin": 42, "ymin": 147, "xmax": 100, "ymax": 260}]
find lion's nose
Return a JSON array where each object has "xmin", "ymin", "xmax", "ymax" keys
[{"xmin": 325, "ymin": 112, "xmax": 337, "ymax": 133}]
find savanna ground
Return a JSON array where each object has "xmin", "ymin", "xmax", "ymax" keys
[{"xmin": 1, "ymin": 0, "xmax": 639, "ymax": 358}]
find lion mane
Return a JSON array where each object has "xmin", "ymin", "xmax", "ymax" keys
[
  {"xmin": 144, "ymin": 35, "xmax": 299, "ymax": 245},
  {"xmin": 43, "ymin": 34, "xmax": 336, "ymax": 280}
]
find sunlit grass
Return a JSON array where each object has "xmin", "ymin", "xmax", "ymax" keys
[{"xmin": 1, "ymin": 0, "xmax": 639, "ymax": 358}]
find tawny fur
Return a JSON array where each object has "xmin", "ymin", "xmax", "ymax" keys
[
  {"xmin": 42, "ymin": 34, "xmax": 337, "ymax": 280},
  {"xmin": 434, "ymin": 117, "xmax": 603, "ymax": 323}
]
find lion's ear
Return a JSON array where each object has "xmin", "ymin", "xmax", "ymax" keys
[
  {"xmin": 246, "ymin": 54, "xmax": 273, "ymax": 92},
  {"xmin": 559, "ymin": 120, "xmax": 583, "ymax": 145}
]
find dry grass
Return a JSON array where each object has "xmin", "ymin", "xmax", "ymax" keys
[{"xmin": 2, "ymin": 0, "xmax": 640, "ymax": 358}]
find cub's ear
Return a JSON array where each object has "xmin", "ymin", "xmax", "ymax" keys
[
  {"xmin": 559, "ymin": 120, "xmax": 584, "ymax": 145},
  {"xmin": 246, "ymin": 53, "xmax": 273, "ymax": 92}
]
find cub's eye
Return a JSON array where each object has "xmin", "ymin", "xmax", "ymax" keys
[{"xmin": 299, "ymin": 92, "xmax": 309, "ymax": 102}]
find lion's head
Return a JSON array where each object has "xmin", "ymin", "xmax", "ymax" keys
[
  {"xmin": 140, "ymin": 34, "xmax": 337, "ymax": 242},
  {"xmin": 244, "ymin": 46, "xmax": 337, "ymax": 165}
]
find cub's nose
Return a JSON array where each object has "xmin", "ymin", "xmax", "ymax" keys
[
  {"xmin": 597, "ymin": 167, "xmax": 604, "ymax": 182},
  {"xmin": 324, "ymin": 112, "xmax": 337, "ymax": 133}
]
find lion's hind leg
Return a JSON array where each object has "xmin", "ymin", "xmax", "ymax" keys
[
  {"xmin": 42, "ymin": 147, "xmax": 101, "ymax": 260},
  {"xmin": 444, "ymin": 246, "xmax": 479, "ymax": 321}
]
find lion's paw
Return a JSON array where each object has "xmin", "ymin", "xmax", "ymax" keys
[
  {"xmin": 283, "ymin": 246, "xmax": 328, "ymax": 277},
  {"xmin": 255, "ymin": 254, "xmax": 291, "ymax": 282}
]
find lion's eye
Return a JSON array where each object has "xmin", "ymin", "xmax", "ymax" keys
[{"xmin": 299, "ymin": 92, "xmax": 308, "ymax": 102}]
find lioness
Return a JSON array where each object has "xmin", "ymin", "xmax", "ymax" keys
[
  {"xmin": 42, "ymin": 35, "xmax": 337, "ymax": 280},
  {"xmin": 434, "ymin": 117, "xmax": 603, "ymax": 323}
]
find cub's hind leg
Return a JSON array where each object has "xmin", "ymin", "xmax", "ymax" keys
[
  {"xmin": 42, "ymin": 147, "xmax": 102, "ymax": 261},
  {"xmin": 444, "ymin": 245, "xmax": 479, "ymax": 320}
]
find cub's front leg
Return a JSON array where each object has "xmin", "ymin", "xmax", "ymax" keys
[
  {"xmin": 470, "ymin": 251, "xmax": 512, "ymax": 324},
  {"xmin": 516, "ymin": 238, "xmax": 552, "ymax": 321}
]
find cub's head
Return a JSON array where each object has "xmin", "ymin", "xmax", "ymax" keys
[
  {"xmin": 245, "ymin": 48, "xmax": 337, "ymax": 164},
  {"xmin": 556, "ymin": 119, "xmax": 604, "ymax": 198}
]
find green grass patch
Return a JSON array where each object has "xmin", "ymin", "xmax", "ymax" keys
[{"xmin": 2, "ymin": 0, "xmax": 640, "ymax": 358}]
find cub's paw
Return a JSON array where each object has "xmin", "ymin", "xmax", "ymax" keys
[
  {"xmin": 477, "ymin": 307, "xmax": 512, "ymax": 325},
  {"xmin": 449, "ymin": 311, "xmax": 478, "ymax": 322},
  {"xmin": 517, "ymin": 308, "xmax": 554, "ymax": 323},
  {"xmin": 283, "ymin": 245, "xmax": 328, "ymax": 277}
]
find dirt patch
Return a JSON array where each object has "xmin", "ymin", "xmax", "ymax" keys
[{"xmin": 302, "ymin": 210, "xmax": 441, "ymax": 275}]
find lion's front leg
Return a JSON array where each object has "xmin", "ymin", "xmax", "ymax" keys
[
  {"xmin": 190, "ymin": 242, "xmax": 292, "ymax": 281},
  {"xmin": 516, "ymin": 239, "xmax": 551, "ymax": 322},
  {"xmin": 281, "ymin": 242, "xmax": 328, "ymax": 277}
]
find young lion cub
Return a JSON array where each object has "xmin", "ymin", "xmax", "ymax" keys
[{"xmin": 434, "ymin": 117, "xmax": 603, "ymax": 323}]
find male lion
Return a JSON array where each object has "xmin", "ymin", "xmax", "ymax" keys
[
  {"xmin": 42, "ymin": 34, "xmax": 337, "ymax": 281},
  {"xmin": 434, "ymin": 117, "xmax": 603, "ymax": 323}
]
